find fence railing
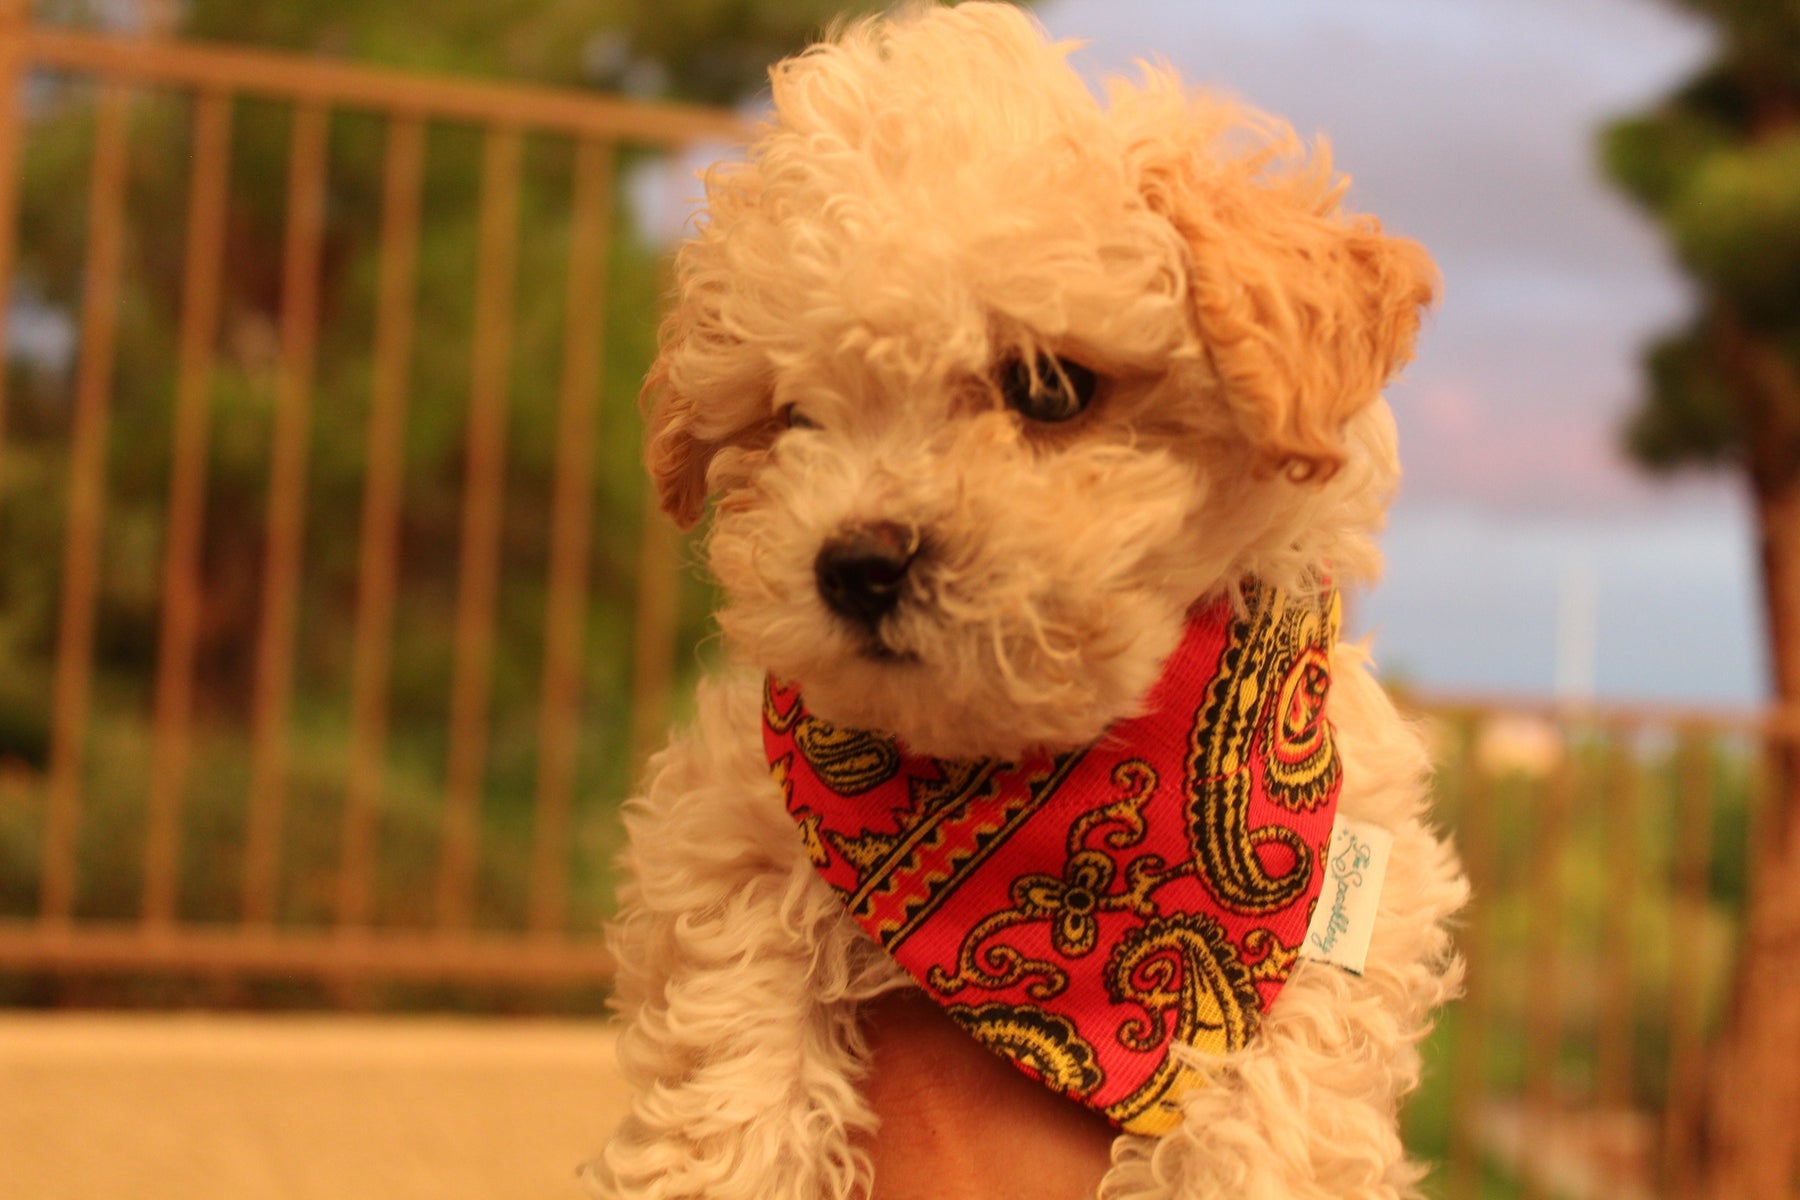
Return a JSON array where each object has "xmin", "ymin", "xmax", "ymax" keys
[
  {"xmin": 1412, "ymin": 692, "xmax": 1790, "ymax": 1200},
  {"xmin": 0, "ymin": 7, "xmax": 745, "ymax": 988}
]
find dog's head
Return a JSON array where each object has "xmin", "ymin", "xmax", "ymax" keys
[{"xmin": 645, "ymin": 2, "xmax": 1436, "ymax": 759}]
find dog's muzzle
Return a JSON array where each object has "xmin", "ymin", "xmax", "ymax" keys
[{"xmin": 814, "ymin": 521, "xmax": 917, "ymax": 630}]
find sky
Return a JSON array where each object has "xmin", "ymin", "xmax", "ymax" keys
[
  {"xmin": 639, "ymin": 0, "xmax": 1765, "ymax": 705},
  {"xmin": 1034, "ymin": 0, "xmax": 1764, "ymax": 704}
]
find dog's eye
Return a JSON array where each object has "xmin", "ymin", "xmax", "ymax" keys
[
  {"xmin": 998, "ymin": 355, "xmax": 1098, "ymax": 423},
  {"xmin": 782, "ymin": 405, "xmax": 820, "ymax": 431}
]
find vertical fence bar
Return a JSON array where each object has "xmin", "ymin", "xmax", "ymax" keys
[
  {"xmin": 1743, "ymin": 732, "xmax": 1770, "ymax": 950},
  {"xmin": 335, "ymin": 113, "xmax": 425, "ymax": 932},
  {"xmin": 628, "ymin": 494, "xmax": 680, "ymax": 770},
  {"xmin": 142, "ymin": 89, "xmax": 233, "ymax": 928},
  {"xmin": 40, "ymin": 82, "xmax": 131, "ymax": 925},
  {"xmin": 1663, "ymin": 728, "xmax": 1713, "ymax": 1197},
  {"xmin": 1446, "ymin": 715, "xmax": 1496, "ymax": 1200},
  {"xmin": 435, "ymin": 125, "xmax": 521, "ymax": 931},
  {"xmin": 1595, "ymin": 729, "xmax": 1640, "ymax": 1196},
  {"xmin": 0, "ymin": 0, "xmax": 28, "ymax": 505},
  {"xmin": 528, "ymin": 138, "xmax": 613, "ymax": 937},
  {"xmin": 1519, "ymin": 735, "xmax": 1574, "ymax": 1200},
  {"xmin": 241, "ymin": 101, "xmax": 329, "ymax": 925}
]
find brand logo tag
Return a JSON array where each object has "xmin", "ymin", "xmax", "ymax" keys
[{"xmin": 1299, "ymin": 815, "xmax": 1392, "ymax": 975}]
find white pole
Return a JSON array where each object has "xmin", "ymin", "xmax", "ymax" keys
[{"xmin": 1554, "ymin": 555, "xmax": 1598, "ymax": 701}]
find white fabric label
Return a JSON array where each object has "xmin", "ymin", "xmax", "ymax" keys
[{"xmin": 1299, "ymin": 814, "xmax": 1392, "ymax": 975}]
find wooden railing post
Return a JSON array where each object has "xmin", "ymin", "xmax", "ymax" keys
[
  {"xmin": 1665, "ymin": 727, "xmax": 1714, "ymax": 1197},
  {"xmin": 434, "ymin": 125, "xmax": 523, "ymax": 933},
  {"xmin": 1519, "ymin": 736, "xmax": 1574, "ymax": 1200},
  {"xmin": 41, "ymin": 80, "xmax": 131, "ymax": 925},
  {"xmin": 143, "ymin": 89, "xmax": 233, "ymax": 929},
  {"xmin": 529, "ymin": 138, "xmax": 614, "ymax": 938},
  {"xmin": 339, "ymin": 113, "xmax": 425, "ymax": 938},
  {"xmin": 1445, "ymin": 715, "xmax": 1495, "ymax": 1200},
  {"xmin": 242, "ymin": 100, "xmax": 331, "ymax": 928},
  {"xmin": 1594, "ymin": 733, "xmax": 1640, "ymax": 1118}
]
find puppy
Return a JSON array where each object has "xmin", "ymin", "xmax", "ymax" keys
[{"xmin": 590, "ymin": 5, "xmax": 1466, "ymax": 1197}]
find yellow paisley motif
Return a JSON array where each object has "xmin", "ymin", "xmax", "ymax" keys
[
  {"xmin": 1186, "ymin": 587, "xmax": 1337, "ymax": 914},
  {"xmin": 927, "ymin": 906, "xmax": 1070, "ymax": 1001},
  {"xmin": 765, "ymin": 679, "xmax": 903, "ymax": 795},
  {"xmin": 763, "ymin": 678, "xmax": 802, "ymax": 733},
  {"xmin": 793, "ymin": 718, "xmax": 902, "ymax": 795},
  {"xmin": 1240, "ymin": 926, "xmax": 1301, "ymax": 984},
  {"xmin": 945, "ymin": 1002, "xmax": 1104, "ymax": 1099},
  {"xmin": 1260, "ymin": 591, "xmax": 1341, "ymax": 811},
  {"xmin": 1103, "ymin": 913, "xmax": 1262, "ymax": 1133},
  {"xmin": 1069, "ymin": 759, "xmax": 1159, "ymax": 851}
]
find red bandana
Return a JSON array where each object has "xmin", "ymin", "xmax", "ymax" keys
[{"xmin": 764, "ymin": 586, "xmax": 1342, "ymax": 1135}]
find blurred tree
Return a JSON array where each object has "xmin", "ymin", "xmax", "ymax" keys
[{"xmin": 1602, "ymin": 2, "xmax": 1800, "ymax": 1195}]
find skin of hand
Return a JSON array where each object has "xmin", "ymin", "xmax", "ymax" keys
[{"xmin": 857, "ymin": 991, "xmax": 1119, "ymax": 1200}]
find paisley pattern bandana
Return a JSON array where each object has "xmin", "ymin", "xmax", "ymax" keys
[{"xmin": 763, "ymin": 585, "xmax": 1342, "ymax": 1136}]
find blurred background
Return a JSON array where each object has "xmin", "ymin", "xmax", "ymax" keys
[{"xmin": 1, "ymin": 0, "xmax": 1797, "ymax": 1197}]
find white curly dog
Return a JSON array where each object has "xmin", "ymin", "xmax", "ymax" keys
[{"xmin": 589, "ymin": 5, "xmax": 1466, "ymax": 1198}]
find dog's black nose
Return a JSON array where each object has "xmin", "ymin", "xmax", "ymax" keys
[{"xmin": 815, "ymin": 522, "xmax": 917, "ymax": 629}]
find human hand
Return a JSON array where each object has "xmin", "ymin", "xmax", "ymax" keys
[{"xmin": 857, "ymin": 991, "xmax": 1118, "ymax": 1200}]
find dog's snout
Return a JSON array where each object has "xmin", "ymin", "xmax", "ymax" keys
[{"xmin": 815, "ymin": 522, "xmax": 918, "ymax": 629}]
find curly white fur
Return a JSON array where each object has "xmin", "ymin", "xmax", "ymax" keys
[{"xmin": 592, "ymin": 4, "xmax": 1465, "ymax": 1197}]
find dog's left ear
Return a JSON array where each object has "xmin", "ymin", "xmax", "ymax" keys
[
  {"xmin": 640, "ymin": 150, "xmax": 783, "ymax": 530},
  {"xmin": 642, "ymin": 351, "xmax": 715, "ymax": 531},
  {"xmin": 1123, "ymin": 91, "xmax": 1439, "ymax": 480},
  {"xmin": 641, "ymin": 238, "xmax": 777, "ymax": 530}
]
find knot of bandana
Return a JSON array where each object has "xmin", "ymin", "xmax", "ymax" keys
[{"xmin": 763, "ymin": 586, "xmax": 1342, "ymax": 1135}]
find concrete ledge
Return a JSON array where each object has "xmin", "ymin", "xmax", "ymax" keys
[{"xmin": 0, "ymin": 1014, "xmax": 626, "ymax": 1200}]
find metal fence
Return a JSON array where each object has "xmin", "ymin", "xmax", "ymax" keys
[
  {"xmin": 0, "ymin": 9, "xmax": 1779, "ymax": 1197},
  {"xmin": 0, "ymin": 5, "xmax": 742, "ymax": 988}
]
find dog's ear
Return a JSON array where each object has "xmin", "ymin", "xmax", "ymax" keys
[
  {"xmin": 1120, "ymin": 86, "xmax": 1438, "ymax": 480},
  {"xmin": 641, "ymin": 189, "xmax": 777, "ymax": 530},
  {"xmin": 642, "ymin": 349, "xmax": 715, "ymax": 531},
  {"xmin": 640, "ymin": 145, "xmax": 781, "ymax": 528}
]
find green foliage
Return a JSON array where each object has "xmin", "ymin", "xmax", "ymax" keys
[
  {"xmin": 174, "ymin": 0, "xmax": 901, "ymax": 104},
  {"xmin": 1601, "ymin": 4, "xmax": 1800, "ymax": 479},
  {"xmin": 1602, "ymin": 106, "xmax": 1736, "ymax": 213},
  {"xmin": 1665, "ymin": 0, "xmax": 1800, "ymax": 98},
  {"xmin": 1625, "ymin": 327, "xmax": 1745, "ymax": 471},
  {"xmin": 1666, "ymin": 133, "xmax": 1800, "ymax": 328}
]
